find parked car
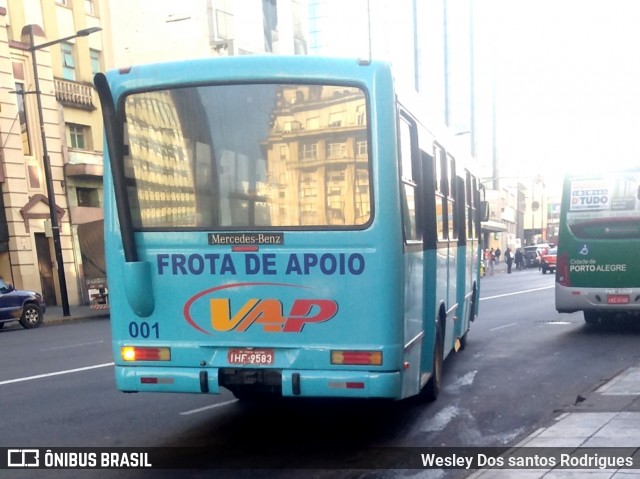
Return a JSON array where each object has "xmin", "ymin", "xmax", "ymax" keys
[
  {"xmin": 523, "ymin": 245, "xmax": 540, "ymax": 268},
  {"xmin": 523, "ymin": 243, "xmax": 550, "ymax": 268},
  {"xmin": 540, "ymin": 247, "xmax": 557, "ymax": 275},
  {"xmin": 0, "ymin": 278, "xmax": 46, "ymax": 329}
]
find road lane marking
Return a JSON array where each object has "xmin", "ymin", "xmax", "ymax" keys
[
  {"xmin": 421, "ymin": 405, "xmax": 461, "ymax": 432},
  {"xmin": 489, "ymin": 322, "xmax": 517, "ymax": 332},
  {"xmin": 0, "ymin": 362, "xmax": 114, "ymax": 386},
  {"xmin": 480, "ymin": 285, "xmax": 553, "ymax": 302},
  {"xmin": 444, "ymin": 370, "xmax": 478, "ymax": 394},
  {"xmin": 40, "ymin": 341, "xmax": 105, "ymax": 352},
  {"xmin": 180, "ymin": 399, "xmax": 238, "ymax": 415}
]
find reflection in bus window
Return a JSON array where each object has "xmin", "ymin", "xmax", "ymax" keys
[{"xmin": 123, "ymin": 84, "xmax": 370, "ymax": 229}]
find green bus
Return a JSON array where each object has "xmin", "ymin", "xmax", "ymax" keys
[{"xmin": 555, "ymin": 169, "xmax": 640, "ymax": 324}]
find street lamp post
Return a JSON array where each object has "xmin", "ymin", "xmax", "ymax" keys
[{"xmin": 28, "ymin": 24, "xmax": 101, "ymax": 317}]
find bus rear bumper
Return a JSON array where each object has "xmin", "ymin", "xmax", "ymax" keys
[
  {"xmin": 115, "ymin": 366, "xmax": 401, "ymax": 398},
  {"xmin": 556, "ymin": 285, "xmax": 640, "ymax": 313}
]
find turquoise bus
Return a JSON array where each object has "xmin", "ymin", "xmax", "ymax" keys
[
  {"xmin": 95, "ymin": 56, "xmax": 483, "ymax": 400},
  {"xmin": 556, "ymin": 169, "xmax": 640, "ymax": 324}
]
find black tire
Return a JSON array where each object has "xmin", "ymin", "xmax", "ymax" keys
[
  {"xmin": 422, "ymin": 322, "xmax": 444, "ymax": 401},
  {"xmin": 459, "ymin": 284, "xmax": 477, "ymax": 350},
  {"xmin": 584, "ymin": 311, "xmax": 600, "ymax": 325},
  {"xmin": 19, "ymin": 303, "xmax": 43, "ymax": 329},
  {"xmin": 459, "ymin": 331, "xmax": 468, "ymax": 351},
  {"xmin": 469, "ymin": 283, "xmax": 477, "ymax": 323},
  {"xmin": 0, "ymin": 321, "xmax": 4, "ymax": 330}
]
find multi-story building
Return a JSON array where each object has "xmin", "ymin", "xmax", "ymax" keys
[
  {"xmin": 107, "ymin": 0, "xmax": 307, "ymax": 65},
  {"xmin": 0, "ymin": 0, "xmax": 310, "ymax": 307},
  {"xmin": 263, "ymin": 84, "xmax": 370, "ymax": 227},
  {"xmin": 4, "ymin": 1, "xmax": 483, "ymax": 307},
  {"xmin": 0, "ymin": 0, "xmax": 105, "ymax": 307}
]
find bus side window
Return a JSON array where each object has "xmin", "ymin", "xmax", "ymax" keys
[
  {"xmin": 435, "ymin": 145, "xmax": 448, "ymax": 240},
  {"xmin": 456, "ymin": 176, "xmax": 466, "ymax": 245},
  {"xmin": 473, "ymin": 176, "xmax": 483, "ymax": 238},
  {"xmin": 421, "ymin": 149, "xmax": 438, "ymax": 249},
  {"xmin": 466, "ymin": 171, "xmax": 475, "ymax": 240},
  {"xmin": 399, "ymin": 116, "xmax": 421, "ymax": 242},
  {"xmin": 446, "ymin": 153, "xmax": 457, "ymax": 240}
]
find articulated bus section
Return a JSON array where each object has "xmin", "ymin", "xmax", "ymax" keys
[{"xmin": 96, "ymin": 56, "xmax": 483, "ymax": 400}]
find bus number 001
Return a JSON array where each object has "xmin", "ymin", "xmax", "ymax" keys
[{"xmin": 128, "ymin": 322, "xmax": 160, "ymax": 339}]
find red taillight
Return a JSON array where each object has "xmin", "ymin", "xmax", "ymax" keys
[
  {"xmin": 557, "ymin": 252, "xmax": 570, "ymax": 286},
  {"xmin": 331, "ymin": 350, "xmax": 382, "ymax": 365},
  {"xmin": 121, "ymin": 346, "xmax": 171, "ymax": 361}
]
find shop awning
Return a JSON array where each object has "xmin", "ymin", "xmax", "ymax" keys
[{"xmin": 481, "ymin": 220, "xmax": 508, "ymax": 232}]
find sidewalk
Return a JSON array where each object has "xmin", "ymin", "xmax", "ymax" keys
[
  {"xmin": 44, "ymin": 304, "xmax": 110, "ymax": 324},
  {"xmin": 477, "ymin": 260, "xmax": 640, "ymax": 477},
  {"xmin": 466, "ymin": 365, "xmax": 640, "ymax": 478},
  {"xmin": 482, "ymin": 260, "xmax": 513, "ymax": 276}
]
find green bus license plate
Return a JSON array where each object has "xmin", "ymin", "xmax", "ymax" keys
[
  {"xmin": 607, "ymin": 294, "xmax": 630, "ymax": 304},
  {"xmin": 227, "ymin": 348, "xmax": 274, "ymax": 365}
]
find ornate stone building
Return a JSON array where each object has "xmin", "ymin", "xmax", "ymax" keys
[{"xmin": 0, "ymin": 0, "xmax": 104, "ymax": 306}]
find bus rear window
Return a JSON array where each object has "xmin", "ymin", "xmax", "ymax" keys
[
  {"xmin": 568, "ymin": 217, "xmax": 640, "ymax": 239},
  {"xmin": 567, "ymin": 173, "xmax": 640, "ymax": 239},
  {"xmin": 121, "ymin": 83, "xmax": 371, "ymax": 230}
]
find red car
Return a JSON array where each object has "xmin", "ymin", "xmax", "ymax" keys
[{"xmin": 540, "ymin": 247, "xmax": 557, "ymax": 274}]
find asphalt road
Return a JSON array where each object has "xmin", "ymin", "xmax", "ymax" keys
[{"xmin": 1, "ymin": 266, "xmax": 639, "ymax": 479}]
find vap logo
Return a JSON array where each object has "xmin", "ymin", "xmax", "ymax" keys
[
  {"xmin": 8, "ymin": 449, "xmax": 39, "ymax": 467},
  {"xmin": 182, "ymin": 282, "xmax": 338, "ymax": 335}
]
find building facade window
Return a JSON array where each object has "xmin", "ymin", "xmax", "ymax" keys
[
  {"xmin": 27, "ymin": 164, "xmax": 41, "ymax": 190},
  {"xmin": 68, "ymin": 123, "xmax": 89, "ymax": 149},
  {"xmin": 90, "ymin": 49, "xmax": 101, "ymax": 74},
  {"xmin": 76, "ymin": 187, "xmax": 100, "ymax": 207},
  {"xmin": 263, "ymin": 0, "xmax": 278, "ymax": 52},
  {"xmin": 328, "ymin": 112, "xmax": 343, "ymax": 127},
  {"xmin": 357, "ymin": 140, "xmax": 367, "ymax": 156},
  {"xmin": 84, "ymin": 0, "xmax": 95, "ymax": 15},
  {"xmin": 357, "ymin": 105, "xmax": 366, "ymax": 125},
  {"xmin": 15, "ymin": 83, "xmax": 31, "ymax": 156},
  {"xmin": 300, "ymin": 142, "xmax": 317, "ymax": 161},
  {"xmin": 61, "ymin": 42, "xmax": 76, "ymax": 80},
  {"xmin": 216, "ymin": 0, "xmax": 234, "ymax": 40},
  {"xmin": 327, "ymin": 142, "xmax": 346, "ymax": 159}
]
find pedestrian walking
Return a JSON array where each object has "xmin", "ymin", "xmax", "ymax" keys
[
  {"xmin": 515, "ymin": 249, "xmax": 524, "ymax": 270},
  {"xmin": 505, "ymin": 247, "xmax": 513, "ymax": 273},
  {"xmin": 488, "ymin": 248, "xmax": 495, "ymax": 275},
  {"xmin": 494, "ymin": 248, "xmax": 501, "ymax": 263}
]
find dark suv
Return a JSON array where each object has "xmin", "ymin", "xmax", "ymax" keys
[
  {"xmin": 523, "ymin": 246, "xmax": 538, "ymax": 268},
  {"xmin": 523, "ymin": 244, "xmax": 550, "ymax": 268},
  {"xmin": 0, "ymin": 278, "xmax": 46, "ymax": 329}
]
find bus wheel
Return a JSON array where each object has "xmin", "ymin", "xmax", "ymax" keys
[
  {"xmin": 422, "ymin": 322, "xmax": 443, "ymax": 401},
  {"xmin": 584, "ymin": 311, "xmax": 600, "ymax": 325},
  {"xmin": 469, "ymin": 283, "xmax": 477, "ymax": 322},
  {"xmin": 459, "ymin": 332, "xmax": 468, "ymax": 350}
]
